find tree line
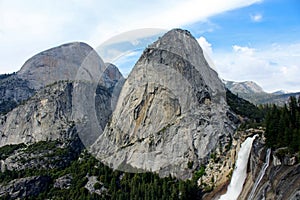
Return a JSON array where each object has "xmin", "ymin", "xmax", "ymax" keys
[{"xmin": 265, "ymin": 96, "xmax": 300, "ymax": 155}]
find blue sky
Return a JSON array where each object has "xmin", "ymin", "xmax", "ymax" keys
[
  {"xmin": 184, "ymin": 0, "xmax": 300, "ymax": 92},
  {"xmin": 187, "ymin": 0, "xmax": 300, "ymax": 49},
  {"xmin": 0, "ymin": 0, "xmax": 299, "ymax": 92}
]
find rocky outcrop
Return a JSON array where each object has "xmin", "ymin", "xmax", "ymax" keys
[
  {"xmin": 0, "ymin": 176, "xmax": 51, "ymax": 199},
  {"xmin": 85, "ymin": 175, "xmax": 108, "ymax": 195},
  {"xmin": 92, "ymin": 29, "xmax": 236, "ymax": 179},
  {"xmin": 102, "ymin": 63, "xmax": 125, "ymax": 89},
  {"xmin": 16, "ymin": 42, "xmax": 124, "ymax": 91},
  {"xmin": 0, "ymin": 42, "xmax": 97, "ymax": 114},
  {"xmin": 0, "ymin": 75, "xmax": 35, "ymax": 114},
  {"xmin": 224, "ymin": 80, "xmax": 300, "ymax": 105},
  {"xmin": 0, "ymin": 81, "xmax": 76, "ymax": 146},
  {"xmin": 54, "ymin": 174, "xmax": 73, "ymax": 189},
  {"xmin": 0, "ymin": 138, "xmax": 83, "ymax": 172}
]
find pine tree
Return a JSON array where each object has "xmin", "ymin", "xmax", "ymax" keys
[{"xmin": 289, "ymin": 96, "xmax": 298, "ymax": 128}]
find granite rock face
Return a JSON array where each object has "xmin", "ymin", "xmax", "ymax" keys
[
  {"xmin": 0, "ymin": 79, "xmax": 123, "ymax": 148},
  {"xmin": 17, "ymin": 42, "xmax": 96, "ymax": 89},
  {"xmin": 54, "ymin": 174, "xmax": 73, "ymax": 189},
  {"xmin": 102, "ymin": 63, "xmax": 125, "ymax": 89},
  {"xmin": 238, "ymin": 137, "xmax": 300, "ymax": 200},
  {"xmin": 225, "ymin": 80, "xmax": 264, "ymax": 94},
  {"xmin": 0, "ymin": 75, "xmax": 35, "ymax": 114},
  {"xmin": 92, "ymin": 29, "xmax": 236, "ymax": 179},
  {"xmin": 0, "ymin": 42, "xmax": 111, "ymax": 114},
  {"xmin": 0, "ymin": 82, "xmax": 76, "ymax": 146},
  {"xmin": 0, "ymin": 176, "xmax": 51, "ymax": 199},
  {"xmin": 0, "ymin": 42, "xmax": 124, "ymax": 148}
]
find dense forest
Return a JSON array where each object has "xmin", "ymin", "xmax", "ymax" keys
[
  {"xmin": 265, "ymin": 96, "xmax": 300, "ymax": 155},
  {"xmin": 227, "ymin": 90, "xmax": 300, "ymax": 158},
  {"xmin": 0, "ymin": 141, "xmax": 202, "ymax": 200},
  {"xmin": 226, "ymin": 89, "xmax": 264, "ymax": 122}
]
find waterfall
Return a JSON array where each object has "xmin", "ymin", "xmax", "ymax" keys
[
  {"xmin": 219, "ymin": 135, "xmax": 257, "ymax": 200},
  {"xmin": 247, "ymin": 148, "xmax": 271, "ymax": 200}
]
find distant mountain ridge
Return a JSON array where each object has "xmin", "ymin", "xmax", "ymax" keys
[
  {"xmin": 224, "ymin": 80, "xmax": 264, "ymax": 94},
  {"xmin": 224, "ymin": 80, "xmax": 300, "ymax": 105},
  {"xmin": 272, "ymin": 90, "xmax": 290, "ymax": 95}
]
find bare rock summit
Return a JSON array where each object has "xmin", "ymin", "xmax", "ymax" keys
[
  {"xmin": 17, "ymin": 42, "xmax": 98, "ymax": 89},
  {"xmin": 92, "ymin": 29, "xmax": 237, "ymax": 179}
]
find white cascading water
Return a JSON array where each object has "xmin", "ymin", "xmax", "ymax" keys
[
  {"xmin": 219, "ymin": 135, "xmax": 257, "ymax": 200},
  {"xmin": 247, "ymin": 148, "xmax": 271, "ymax": 200}
]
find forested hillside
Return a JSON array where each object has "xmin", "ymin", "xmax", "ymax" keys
[
  {"xmin": 265, "ymin": 96, "xmax": 300, "ymax": 155},
  {"xmin": 0, "ymin": 140, "xmax": 201, "ymax": 199}
]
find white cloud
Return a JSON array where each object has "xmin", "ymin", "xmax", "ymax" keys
[
  {"xmin": 0, "ymin": 0, "xmax": 262, "ymax": 73},
  {"xmin": 89, "ymin": 0, "xmax": 263, "ymax": 44},
  {"xmin": 196, "ymin": 36, "xmax": 218, "ymax": 71},
  {"xmin": 250, "ymin": 13, "xmax": 263, "ymax": 22},
  {"xmin": 1, "ymin": 0, "xmax": 297, "ymax": 93},
  {"xmin": 232, "ymin": 45, "xmax": 255, "ymax": 55},
  {"xmin": 197, "ymin": 37, "xmax": 213, "ymax": 56},
  {"xmin": 213, "ymin": 43, "xmax": 300, "ymax": 92}
]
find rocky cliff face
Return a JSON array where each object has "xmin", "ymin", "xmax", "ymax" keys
[
  {"xmin": 0, "ymin": 138, "xmax": 84, "ymax": 199},
  {"xmin": 238, "ymin": 137, "xmax": 300, "ymax": 200},
  {"xmin": 92, "ymin": 29, "xmax": 237, "ymax": 179},
  {"xmin": 0, "ymin": 81, "xmax": 74, "ymax": 146},
  {"xmin": 0, "ymin": 78, "xmax": 124, "ymax": 148},
  {"xmin": 0, "ymin": 75, "xmax": 35, "ymax": 114},
  {"xmin": 0, "ymin": 42, "xmax": 124, "ymax": 148}
]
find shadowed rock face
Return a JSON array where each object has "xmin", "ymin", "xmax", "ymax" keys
[
  {"xmin": 0, "ymin": 75, "xmax": 35, "ymax": 114},
  {"xmin": 92, "ymin": 29, "xmax": 236, "ymax": 179},
  {"xmin": 0, "ymin": 176, "xmax": 51, "ymax": 199}
]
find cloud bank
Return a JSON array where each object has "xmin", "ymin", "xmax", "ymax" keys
[
  {"xmin": 214, "ymin": 42, "xmax": 300, "ymax": 92},
  {"xmin": 0, "ymin": 0, "xmax": 261, "ymax": 73}
]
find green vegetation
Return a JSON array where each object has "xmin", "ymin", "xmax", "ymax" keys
[
  {"xmin": 227, "ymin": 89, "xmax": 299, "ymax": 160},
  {"xmin": 0, "ymin": 141, "xmax": 202, "ymax": 199},
  {"xmin": 24, "ymin": 140, "xmax": 58, "ymax": 153},
  {"xmin": 226, "ymin": 89, "xmax": 264, "ymax": 122},
  {"xmin": 0, "ymin": 143, "xmax": 26, "ymax": 160},
  {"xmin": 42, "ymin": 152, "xmax": 201, "ymax": 199},
  {"xmin": 193, "ymin": 165, "xmax": 206, "ymax": 181},
  {"xmin": 265, "ymin": 96, "xmax": 300, "ymax": 155},
  {"xmin": 210, "ymin": 152, "xmax": 219, "ymax": 163}
]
